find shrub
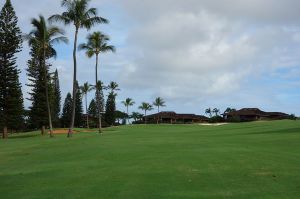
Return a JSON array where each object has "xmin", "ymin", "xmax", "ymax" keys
[{"xmin": 209, "ymin": 116, "xmax": 225, "ymax": 123}]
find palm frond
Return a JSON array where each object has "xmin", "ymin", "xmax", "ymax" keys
[
  {"xmin": 50, "ymin": 36, "xmax": 69, "ymax": 45},
  {"xmin": 48, "ymin": 14, "xmax": 71, "ymax": 25}
]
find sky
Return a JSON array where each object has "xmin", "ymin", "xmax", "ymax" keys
[{"xmin": 2, "ymin": 0, "xmax": 300, "ymax": 116}]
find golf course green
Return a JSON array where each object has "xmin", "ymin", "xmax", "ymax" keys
[{"xmin": 1, "ymin": 120, "xmax": 300, "ymax": 199}]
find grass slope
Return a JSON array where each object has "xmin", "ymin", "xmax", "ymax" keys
[{"xmin": 0, "ymin": 120, "xmax": 300, "ymax": 199}]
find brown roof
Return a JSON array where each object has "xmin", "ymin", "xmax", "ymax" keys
[{"xmin": 225, "ymin": 108, "xmax": 289, "ymax": 117}]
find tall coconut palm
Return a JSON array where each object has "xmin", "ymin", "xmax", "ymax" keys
[
  {"xmin": 25, "ymin": 15, "xmax": 68, "ymax": 137},
  {"xmin": 205, "ymin": 108, "xmax": 212, "ymax": 118},
  {"xmin": 80, "ymin": 82, "xmax": 93, "ymax": 128},
  {"xmin": 78, "ymin": 32, "xmax": 115, "ymax": 132},
  {"xmin": 107, "ymin": 81, "xmax": 120, "ymax": 93},
  {"xmin": 153, "ymin": 97, "xmax": 166, "ymax": 124},
  {"xmin": 79, "ymin": 32, "xmax": 115, "ymax": 83},
  {"xmin": 138, "ymin": 102, "xmax": 153, "ymax": 124},
  {"xmin": 49, "ymin": 0, "xmax": 108, "ymax": 137},
  {"xmin": 121, "ymin": 98, "xmax": 135, "ymax": 124}
]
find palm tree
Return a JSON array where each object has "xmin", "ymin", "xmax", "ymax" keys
[
  {"xmin": 79, "ymin": 32, "xmax": 115, "ymax": 83},
  {"xmin": 153, "ymin": 97, "xmax": 166, "ymax": 124},
  {"xmin": 25, "ymin": 15, "xmax": 67, "ymax": 137},
  {"xmin": 138, "ymin": 102, "xmax": 153, "ymax": 124},
  {"xmin": 107, "ymin": 81, "xmax": 120, "ymax": 93},
  {"xmin": 78, "ymin": 32, "xmax": 115, "ymax": 133},
  {"xmin": 80, "ymin": 82, "xmax": 93, "ymax": 128},
  {"xmin": 205, "ymin": 108, "xmax": 212, "ymax": 118},
  {"xmin": 213, "ymin": 108, "xmax": 220, "ymax": 116},
  {"xmin": 130, "ymin": 112, "xmax": 143, "ymax": 122},
  {"xmin": 121, "ymin": 98, "xmax": 135, "ymax": 124},
  {"xmin": 224, "ymin": 107, "xmax": 232, "ymax": 114},
  {"xmin": 49, "ymin": 0, "xmax": 108, "ymax": 137}
]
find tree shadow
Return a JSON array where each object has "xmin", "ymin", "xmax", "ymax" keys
[{"xmin": 9, "ymin": 133, "xmax": 40, "ymax": 139}]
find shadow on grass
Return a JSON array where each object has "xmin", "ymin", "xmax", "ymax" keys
[{"xmin": 9, "ymin": 133, "xmax": 40, "ymax": 139}]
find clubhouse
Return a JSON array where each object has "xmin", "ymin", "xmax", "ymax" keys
[
  {"xmin": 223, "ymin": 108, "xmax": 289, "ymax": 122},
  {"xmin": 143, "ymin": 111, "xmax": 209, "ymax": 124}
]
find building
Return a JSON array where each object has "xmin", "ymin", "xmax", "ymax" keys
[
  {"xmin": 223, "ymin": 108, "xmax": 289, "ymax": 122},
  {"xmin": 143, "ymin": 111, "xmax": 209, "ymax": 124}
]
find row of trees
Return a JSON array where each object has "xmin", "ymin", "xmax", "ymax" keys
[
  {"xmin": 0, "ymin": 0, "xmax": 115, "ymax": 138},
  {"xmin": 205, "ymin": 107, "xmax": 237, "ymax": 118},
  {"xmin": 49, "ymin": 0, "xmax": 115, "ymax": 137},
  {"xmin": 121, "ymin": 97, "xmax": 166, "ymax": 124}
]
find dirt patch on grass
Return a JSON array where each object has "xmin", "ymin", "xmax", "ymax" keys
[{"xmin": 51, "ymin": 129, "xmax": 96, "ymax": 134}]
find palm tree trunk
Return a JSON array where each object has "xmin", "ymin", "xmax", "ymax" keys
[
  {"xmin": 2, "ymin": 126, "xmax": 8, "ymax": 139},
  {"xmin": 43, "ymin": 49, "xmax": 54, "ymax": 138},
  {"xmin": 95, "ymin": 54, "xmax": 102, "ymax": 133},
  {"xmin": 145, "ymin": 110, "xmax": 147, "ymax": 124},
  {"xmin": 127, "ymin": 106, "xmax": 129, "ymax": 124},
  {"xmin": 68, "ymin": 27, "xmax": 79, "ymax": 138},
  {"xmin": 41, "ymin": 125, "xmax": 45, "ymax": 135},
  {"xmin": 157, "ymin": 106, "xmax": 160, "ymax": 124},
  {"xmin": 85, "ymin": 94, "xmax": 89, "ymax": 129}
]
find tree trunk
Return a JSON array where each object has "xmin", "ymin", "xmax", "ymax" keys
[
  {"xmin": 2, "ymin": 126, "xmax": 8, "ymax": 139},
  {"xmin": 95, "ymin": 54, "xmax": 102, "ymax": 134},
  {"xmin": 157, "ymin": 106, "xmax": 160, "ymax": 124},
  {"xmin": 43, "ymin": 49, "xmax": 54, "ymax": 138},
  {"xmin": 127, "ymin": 106, "xmax": 129, "ymax": 125},
  {"xmin": 85, "ymin": 94, "xmax": 89, "ymax": 129},
  {"xmin": 68, "ymin": 28, "xmax": 79, "ymax": 138},
  {"xmin": 41, "ymin": 126, "xmax": 45, "ymax": 135},
  {"xmin": 145, "ymin": 110, "xmax": 147, "ymax": 124}
]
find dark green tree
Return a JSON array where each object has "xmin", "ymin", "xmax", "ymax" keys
[
  {"xmin": 104, "ymin": 82, "xmax": 120, "ymax": 126},
  {"xmin": 94, "ymin": 80, "xmax": 105, "ymax": 132},
  {"xmin": 51, "ymin": 69, "xmax": 61, "ymax": 127},
  {"xmin": 130, "ymin": 112, "xmax": 144, "ymax": 122},
  {"xmin": 0, "ymin": 0, "xmax": 24, "ymax": 138},
  {"xmin": 74, "ymin": 81, "xmax": 83, "ymax": 127},
  {"xmin": 61, "ymin": 93, "xmax": 72, "ymax": 128},
  {"xmin": 105, "ymin": 92, "xmax": 117, "ymax": 126},
  {"xmin": 115, "ymin": 111, "xmax": 128, "ymax": 124},
  {"xmin": 88, "ymin": 99, "xmax": 97, "ymax": 117},
  {"xmin": 50, "ymin": 0, "xmax": 108, "ymax": 137},
  {"xmin": 87, "ymin": 98, "xmax": 97, "ymax": 128},
  {"xmin": 25, "ymin": 15, "xmax": 67, "ymax": 137},
  {"xmin": 26, "ymin": 43, "xmax": 48, "ymax": 133}
]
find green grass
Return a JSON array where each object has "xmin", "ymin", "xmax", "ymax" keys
[{"xmin": 1, "ymin": 120, "xmax": 300, "ymax": 199}]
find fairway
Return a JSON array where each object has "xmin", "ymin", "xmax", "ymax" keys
[{"xmin": 1, "ymin": 120, "xmax": 300, "ymax": 199}]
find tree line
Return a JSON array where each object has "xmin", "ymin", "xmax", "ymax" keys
[
  {"xmin": 0, "ymin": 0, "xmax": 168, "ymax": 139},
  {"xmin": 0, "ymin": 0, "xmax": 117, "ymax": 138}
]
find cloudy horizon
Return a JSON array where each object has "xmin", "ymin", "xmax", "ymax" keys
[{"xmin": 2, "ymin": 0, "xmax": 300, "ymax": 116}]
